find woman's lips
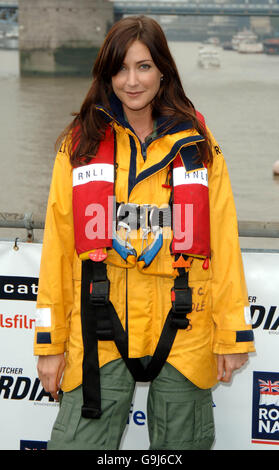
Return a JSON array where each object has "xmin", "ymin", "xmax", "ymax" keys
[{"xmin": 126, "ymin": 91, "xmax": 144, "ymax": 97}]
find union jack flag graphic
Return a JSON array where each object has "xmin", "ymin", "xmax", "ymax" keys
[
  {"xmin": 259, "ymin": 380, "xmax": 279, "ymax": 395},
  {"xmin": 252, "ymin": 372, "xmax": 279, "ymax": 445},
  {"xmin": 259, "ymin": 379, "xmax": 279, "ymax": 406}
]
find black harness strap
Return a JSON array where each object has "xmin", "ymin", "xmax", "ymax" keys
[
  {"xmin": 80, "ymin": 261, "xmax": 115, "ymax": 419},
  {"xmin": 80, "ymin": 258, "xmax": 192, "ymax": 419},
  {"xmin": 80, "ymin": 260, "xmax": 102, "ymax": 419}
]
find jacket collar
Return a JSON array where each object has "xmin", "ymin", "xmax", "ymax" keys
[
  {"xmin": 96, "ymin": 94, "xmax": 205, "ymax": 197},
  {"xmin": 96, "ymin": 92, "xmax": 194, "ymax": 138}
]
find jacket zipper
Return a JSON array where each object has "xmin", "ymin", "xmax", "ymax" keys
[
  {"xmin": 125, "ymin": 268, "xmax": 128, "ymax": 333},
  {"xmin": 96, "ymin": 104, "xmax": 205, "ymax": 193}
]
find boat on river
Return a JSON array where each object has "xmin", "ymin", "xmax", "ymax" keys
[
  {"xmin": 263, "ymin": 38, "xmax": 279, "ymax": 55},
  {"xmin": 197, "ymin": 46, "xmax": 220, "ymax": 68},
  {"xmin": 232, "ymin": 30, "xmax": 263, "ymax": 53},
  {"xmin": 238, "ymin": 40, "xmax": 263, "ymax": 54}
]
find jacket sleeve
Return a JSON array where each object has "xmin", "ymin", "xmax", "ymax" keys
[
  {"xmin": 34, "ymin": 143, "xmax": 75, "ymax": 356},
  {"xmin": 207, "ymin": 129, "xmax": 255, "ymax": 355}
]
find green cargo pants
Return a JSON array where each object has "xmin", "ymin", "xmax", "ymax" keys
[{"xmin": 47, "ymin": 359, "xmax": 215, "ymax": 450}]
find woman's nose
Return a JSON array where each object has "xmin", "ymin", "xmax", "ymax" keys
[{"xmin": 126, "ymin": 69, "xmax": 138, "ymax": 87}]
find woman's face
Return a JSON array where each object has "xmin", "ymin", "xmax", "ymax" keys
[{"xmin": 111, "ymin": 40, "xmax": 162, "ymax": 117}]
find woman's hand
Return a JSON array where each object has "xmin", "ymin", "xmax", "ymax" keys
[
  {"xmin": 37, "ymin": 354, "xmax": 66, "ymax": 401},
  {"xmin": 217, "ymin": 353, "xmax": 248, "ymax": 383}
]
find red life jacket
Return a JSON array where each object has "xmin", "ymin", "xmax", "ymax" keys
[
  {"xmin": 171, "ymin": 110, "xmax": 210, "ymax": 261},
  {"xmin": 72, "ymin": 116, "xmax": 210, "ymax": 264},
  {"xmin": 72, "ymin": 127, "xmax": 115, "ymax": 260}
]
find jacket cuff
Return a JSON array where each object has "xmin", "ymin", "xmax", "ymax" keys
[
  {"xmin": 34, "ymin": 326, "xmax": 68, "ymax": 356},
  {"xmin": 34, "ymin": 342, "xmax": 66, "ymax": 356},
  {"xmin": 213, "ymin": 328, "xmax": 255, "ymax": 354}
]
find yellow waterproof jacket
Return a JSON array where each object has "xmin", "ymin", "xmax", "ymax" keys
[{"xmin": 34, "ymin": 114, "xmax": 255, "ymax": 392}]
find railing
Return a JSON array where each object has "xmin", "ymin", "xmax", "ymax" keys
[
  {"xmin": 0, "ymin": 212, "xmax": 279, "ymax": 242},
  {"xmin": 1, "ymin": 1, "xmax": 279, "ymax": 19},
  {"xmin": 0, "ymin": 212, "xmax": 44, "ymax": 242},
  {"xmin": 113, "ymin": 1, "xmax": 279, "ymax": 17}
]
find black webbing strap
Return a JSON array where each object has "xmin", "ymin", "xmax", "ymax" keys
[
  {"xmin": 80, "ymin": 258, "xmax": 192, "ymax": 419},
  {"xmin": 125, "ymin": 264, "xmax": 192, "ymax": 382},
  {"xmin": 80, "ymin": 260, "xmax": 114, "ymax": 419}
]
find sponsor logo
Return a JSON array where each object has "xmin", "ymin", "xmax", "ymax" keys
[
  {"xmin": 127, "ymin": 402, "xmax": 146, "ymax": 426},
  {"xmin": 0, "ymin": 367, "xmax": 55, "ymax": 404},
  {"xmin": 252, "ymin": 371, "xmax": 279, "ymax": 445},
  {"xmin": 0, "ymin": 276, "xmax": 38, "ymax": 301},
  {"xmin": 126, "ymin": 400, "xmax": 216, "ymax": 427},
  {"xmin": 249, "ymin": 296, "xmax": 279, "ymax": 333},
  {"xmin": 0, "ymin": 313, "xmax": 35, "ymax": 330},
  {"xmin": 20, "ymin": 440, "xmax": 47, "ymax": 450}
]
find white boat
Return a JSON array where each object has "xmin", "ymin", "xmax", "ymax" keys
[
  {"xmin": 238, "ymin": 40, "xmax": 264, "ymax": 53},
  {"xmin": 232, "ymin": 29, "xmax": 263, "ymax": 53},
  {"xmin": 198, "ymin": 46, "xmax": 220, "ymax": 68},
  {"xmin": 232, "ymin": 30, "xmax": 257, "ymax": 50}
]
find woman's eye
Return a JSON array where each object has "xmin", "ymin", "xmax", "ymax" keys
[{"xmin": 140, "ymin": 64, "xmax": 151, "ymax": 70}]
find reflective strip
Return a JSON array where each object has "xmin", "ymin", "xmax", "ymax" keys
[
  {"xmin": 35, "ymin": 308, "xmax": 51, "ymax": 328},
  {"xmin": 244, "ymin": 306, "xmax": 252, "ymax": 325},
  {"xmin": 173, "ymin": 167, "xmax": 208, "ymax": 187},
  {"xmin": 73, "ymin": 163, "xmax": 114, "ymax": 187}
]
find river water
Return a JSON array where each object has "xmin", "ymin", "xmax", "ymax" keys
[{"xmin": 0, "ymin": 42, "xmax": 278, "ymax": 247}]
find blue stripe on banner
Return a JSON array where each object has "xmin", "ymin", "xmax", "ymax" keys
[
  {"xmin": 236, "ymin": 330, "xmax": 254, "ymax": 342},
  {"xmin": 37, "ymin": 332, "xmax": 51, "ymax": 344}
]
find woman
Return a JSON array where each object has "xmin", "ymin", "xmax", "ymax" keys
[{"xmin": 35, "ymin": 16, "xmax": 255, "ymax": 450}]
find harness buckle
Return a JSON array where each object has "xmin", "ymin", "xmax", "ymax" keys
[
  {"xmin": 89, "ymin": 279, "xmax": 110, "ymax": 306},
  {"xmin": 171, "ymin": 286, "xmax": 192, "ymax": 329}
]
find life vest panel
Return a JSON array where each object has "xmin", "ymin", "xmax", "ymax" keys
[
  {"xmin": 170, "ymin": 110, "xmax": 210, "ymax": 258},
  {"xmin": 72, "ymin": 115, "xmax": 210, "ymax": 261},
  {"xmin": 171, "ymin": 151, "xmax": 210, "ymax": 258},
  {"xmin": 72, "ymin": 127, "xmax": 115, "ymax": 257}
]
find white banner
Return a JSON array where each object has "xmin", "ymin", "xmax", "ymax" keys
[
  {"xmin": 0, "ymin": 241, "xmax": 58, "ymax": 450},
  {"xmin": 212, "ymin": 250, "xmax": 279, "ymax": 450},
  {"xmin": 0, "ymin": 241, "xmax": 278, "ymax": 450}
]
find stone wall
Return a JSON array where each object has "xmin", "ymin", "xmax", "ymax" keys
[{"xmin": 18, "ymin": 0, "xmax": 114, "ymax": 75}]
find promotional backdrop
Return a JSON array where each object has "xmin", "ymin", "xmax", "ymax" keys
[{"xmin": 0, "ymin": 240, "xmax": 278, "ymax": 450}]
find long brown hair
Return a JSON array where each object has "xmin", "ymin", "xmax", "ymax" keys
[{"xmin": 58, "ymin": 15, "xmax": 213, "ymax": 166}]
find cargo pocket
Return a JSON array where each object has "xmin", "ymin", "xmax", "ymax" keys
[
  {"xmin": 48, "ymin": 360, "xmax": 135, "ymax": 450},
  {"xmin": 48, "ymin": 386, "xmax": 126, "ymax": 450},
  {"xmin": 195, "ymin": 393, "xmax": 215, "ymax": 449},
  {"xmin": 47, "ymin": 389, "xmax": 82, "ymax": 449},
  {"xmin": 148, "ymin": 376, "xmax": 215, "ymax": 450}
]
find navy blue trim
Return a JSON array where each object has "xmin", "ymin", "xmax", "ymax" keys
[
  {"xmin": 135, "ymin": 135, "xmax": 204, "ymax": 186},
  {"xmin": 96, "ymin": 95, "xmax": 205, "ymax": 195},
  {"xmin": 97, "ymin": 93, "xmax": 194, "ymax": 140},
  {"xmin": 128, "ymin": 135, "xmax": 137, "ymax": 198},
  {"xmin": 236, "ymin": 330, "xmax": 254, "ymax": 342},
  {"xmin": 37, "ymin": 332, "xmax": 51, "ymax": 344},
  {"xmin": 180, "ymin": 146, "xmax": 205, "ymax": 172},
  {"xmin": 155, "ymin": 115, "xmax": 194, "ymax": 136}
]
